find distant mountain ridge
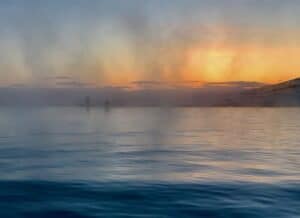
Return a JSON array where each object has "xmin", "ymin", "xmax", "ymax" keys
[
  {"xmin": 258, "ymin": 78, "xmax": 300, "ymax": 93},
  {"xmin": 231, "ymin": 78, "xmax": 300, "ymax": 106}
]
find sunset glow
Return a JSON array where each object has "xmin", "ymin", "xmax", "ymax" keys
[{"xmin": 1, "ymin": 0, "xmax": 300, "ymax": 87}]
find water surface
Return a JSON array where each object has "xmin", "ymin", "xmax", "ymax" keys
[{"xmin": 0, "ymin": 107, "xmax": 299, "ymax": 217}]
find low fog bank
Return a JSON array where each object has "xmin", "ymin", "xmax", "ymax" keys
[
  {"xmin": 0, "ymin": 83, "xmax": 249, "ymax": 107},
  {"xmin": 1, "ymin": 79, "xmax": 300, "ymax": 107}
]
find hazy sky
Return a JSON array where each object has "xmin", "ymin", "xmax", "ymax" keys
[{"xmin": 1, "ymin": 0, "xmax": 300, "ymax": 87}]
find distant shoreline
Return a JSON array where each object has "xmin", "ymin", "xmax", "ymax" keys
[{"xmin": 1, "ymin": 78, "xmax": 300, "ymax": 107}]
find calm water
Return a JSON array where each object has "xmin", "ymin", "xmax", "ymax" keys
[{"xmin": 0, "ymin": 107, "xmax": 299, "ymax": 217}]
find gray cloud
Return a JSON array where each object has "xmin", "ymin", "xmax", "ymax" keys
[{"xmin": 0, "ymin": 0, "xmax": 300, "ymax": 86}]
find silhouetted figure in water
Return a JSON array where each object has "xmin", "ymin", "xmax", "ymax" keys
[
  {"xmin": 104, "ymin": 99, "xmax": 110, "ymax": 111},
  {"xmin": 85, "ymin": 96, "xmax": 91, "ymax": 110}
]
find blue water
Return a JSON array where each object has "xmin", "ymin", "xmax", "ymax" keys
[{"xmin": 0, "ymin": 107, "xmax": 299, "ymax": 217}]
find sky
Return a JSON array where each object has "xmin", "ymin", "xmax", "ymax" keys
[{"xmin": 1, "ymin": 0, "xmax": 300, "ymax": 88}]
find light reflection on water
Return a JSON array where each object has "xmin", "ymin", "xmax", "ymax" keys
[{"xmin": 0, "ymin": 107, "xmax": 299, "ymax": 183}]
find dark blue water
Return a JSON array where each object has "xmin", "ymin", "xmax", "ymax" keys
[
  {"xmin": 0, "ymin": 108, "xmax": 299, "ymax": 217},
  {"xmin": 1, "ymin": 181, "xmax": 299, "ymax": 218}
]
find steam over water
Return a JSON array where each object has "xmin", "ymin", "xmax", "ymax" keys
[{"xmin": 0, "ymin": 107, "xmax": 299, "ymax": 217}]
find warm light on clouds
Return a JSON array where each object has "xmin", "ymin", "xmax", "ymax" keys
[
  {"xmin": 184, "ymin": 43, "xmax": 300, "ymax": 84},
  {"xmin": 0, "ymin": 0, "xmax": 300, "ymax": 87},
  {"xmin": 186, "ymin": 48, "xmax": 234, "ymax": 82}
]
